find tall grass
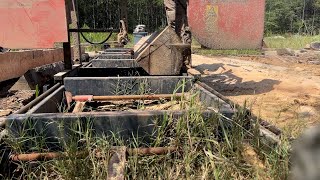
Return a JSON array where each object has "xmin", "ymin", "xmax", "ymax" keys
[
  {"xmin": 1, "ymin": 89, "xmax": 290, "ymax": 179},
  {"xmin": 191, "ymin": 38, "xmax": 262, "ymax": 56},
  {"xmin": 192, "ymin": 35, "xmax": 320, "ymax": 56},
  {"xmin": 264, "ymin": 35, "xmax": 320, "ymax": 50}
]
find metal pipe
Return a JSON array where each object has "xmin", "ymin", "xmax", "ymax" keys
[
  {"xmin": 14, "ymin": 83, "xmax": 61, "ymax": 114},
  {"xmin": 10, "ymin": 147, "xmax": 178, "ymax": 162},
  {"xmin": 72, "ymin": 93, "xmax": 184, "ymax": 102},
  {"xmin": 10, "ymin": 152, "xmax": 64, "ymax": 161},
  {"xmin": 127, "ymin": 147, "xmax": 178, "ymax": 156}
]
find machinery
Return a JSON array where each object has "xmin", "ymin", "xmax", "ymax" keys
[{"xmin": 0, "ymin": 0, "xmax": 276, "ymax": 178}]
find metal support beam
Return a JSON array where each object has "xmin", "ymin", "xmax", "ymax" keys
[
  {"xmin": 64, "ymin": 0, "xmax": 73, "ymax": 70},
  {"xmin": 63, "ymin": 42, "xmax": 73, "ymax": 70}
]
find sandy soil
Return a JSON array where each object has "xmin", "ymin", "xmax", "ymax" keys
[
  {"xmin": 0, "ymin": 90, "xmax": 35, "ymax": 117},
  {"xmin": 193, "ymin": 53, "xmax": 320, "ymax": 136}
]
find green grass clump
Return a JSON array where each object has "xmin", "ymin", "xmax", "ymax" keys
[
  {"xmin": 192, "ymin": 35, "xmax": 320, "ymax": 56},
  {"xmin": 191, "ymin": 38, "xmax": 262, "ymax": 56},
  {"xmin": 193, "ymin": 48, "xmax": 262, "ymax": 56},
  {"xmin": 264, "ymin": 35, "xmax": 320, "ymax": 50}
]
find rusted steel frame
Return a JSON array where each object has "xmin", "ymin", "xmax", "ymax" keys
[
  {"xmin": 92, "ymin": 94, "xmax": 183, "ymax": 101},
  {"xmin": 72, "ymin": 93, "xmax": 184, "ymax": 102},
  {"xmin": 10, "ymin": 147, "xmax": 178, "ymax": 162},
  {"xmin": 10, "ymin": 152, "xmax": 67, "ymax": 161}
]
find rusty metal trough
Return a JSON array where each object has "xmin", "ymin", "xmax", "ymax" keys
[
  {"xmin": 2, "ymin": 47, "xmax": 280, "ymax": 149},
  {"xmin": 0, "ymin": 47, "xmax": 280, "ymax": 179},
  {"xmin": 5, "ymin": 76, "xmax": 235, "ymax": 150}
]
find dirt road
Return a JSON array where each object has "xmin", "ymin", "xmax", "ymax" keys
[{"xmin": 193, "ymin": 54, "xmax": 320, "ymax": 137}]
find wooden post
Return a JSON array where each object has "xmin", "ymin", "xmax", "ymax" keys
[{"xmin": 119, "ymin": 0, "xmax": 128, "ymax": 31}]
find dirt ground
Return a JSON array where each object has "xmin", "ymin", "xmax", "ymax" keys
[
  {"xmin": 193, "ymin": 52, "xmax": 320, "ymax": 137},
  {"xmin": 0, "ymin": 90, "xmax": 35, "ymax": 117}
]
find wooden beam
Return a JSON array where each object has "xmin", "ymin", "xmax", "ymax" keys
[
  {"xmin": 119, "ymin": 0, "xmax": 128, "ymax": 31},
  {"xmin": 0, "ymin": 48, "xmax": 78, "ymax": 82},
  {"xmin": 72, "ymin": 101, "xmax": 86, "ymax": 113}
]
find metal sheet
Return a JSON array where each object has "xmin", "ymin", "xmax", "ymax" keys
[
  {"xmin": 188, "ymin": 0, "xmax": 265, "ymax": 49},
  {"xmin": 6, "ymin": 111, "xmax": 216, "ymax": 150},
  {"xmin": 0, "ymin": 0, "xmax": 68, "ymax": 49},
  {"xmin": 91, "ymin": 59, "xmax": 139, "ymax": 68},
  {"xmin": 64, "ymin": 76, "xmax": 194, "ymax": 96}
]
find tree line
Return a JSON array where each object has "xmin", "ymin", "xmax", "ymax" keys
[
  {"xmin": 265, "ymin": 0, "xmax": 320, "ymax": 35},
  {"xmin": 77, "ymin": 0, "xmax": 320, "ymax": 35},
  {"xmin": 77, "ymin": 0, "xmax": 166, "ymax": 32}
]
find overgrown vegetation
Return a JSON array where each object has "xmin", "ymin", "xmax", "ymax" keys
[
  {"xmin": 77, "ymin": 0, "xmax": 166, "ymax": 33},
  {"xmin": 264, "ymin": 35, "xmax": 320, "ymax": 49},
  {"xmin": 265, "ymin": 0, "xmax": 320, "ymax": 35},
  {"xmin": 193, "ymin": 34, "xmax": 320, "ymax": 56},
  {"xmin": 0, "ymin": 81, "xmax": 290, "ymax": 179},
  {"xmin": 1, "ymin": 106, "xmax": 290, "ymax": 179}
]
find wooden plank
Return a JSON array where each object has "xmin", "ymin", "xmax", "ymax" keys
[
  {"xmin": 54, "ymin": 64, "xmax": 81, "ymax": 83},
  {"xmin": 0, "ymin": 48, "xmax": 78, "ymax": 82},
  {"xmin": 72, "ymin": 101, "xmax": 86, "ymax": 113}
]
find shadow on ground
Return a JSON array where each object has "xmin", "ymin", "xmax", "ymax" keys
[{"xmin": 195, "ymin": 63, "xmax": 281, "ymax": 96}]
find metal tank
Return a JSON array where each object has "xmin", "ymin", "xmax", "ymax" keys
[{"xmin": 188, "ymin": 0, "xmax": 266, "ymax": 49}]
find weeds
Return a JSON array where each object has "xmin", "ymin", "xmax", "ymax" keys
[
  {"xmin": 193, "ymin": 48, "xmax": 262, "ymax": 57},
  {"xmin": 264, "ymin": 35, "xmax": 320, "ymax": 49},
  {"xmin": 192, "ymin": 35, "xmax": 320, "ymax": 57},
  {"xmin": 1, "ymin": 81, "xmax": 291, "ymax": 179}
]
